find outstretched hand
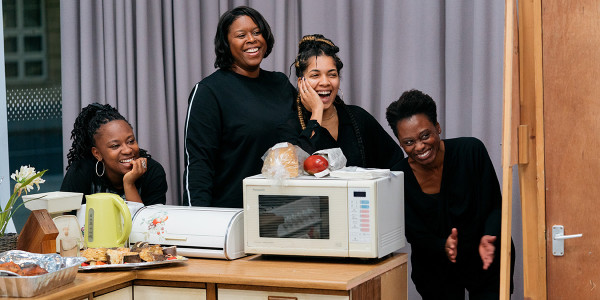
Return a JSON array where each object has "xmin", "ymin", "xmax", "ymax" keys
[
  {"xmin": 445, "ymin": 228, "xmax": 458, "ymax": 263},
  {"xmin": 479, "ymin": 235, "xmax": 497, "ymax": 270}
]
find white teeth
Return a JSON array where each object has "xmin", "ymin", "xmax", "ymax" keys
[
  {"xmin": 245, "ymin": 48, "xmax": 258, "ymax": 53},
  {"xmin": 417, "ymin": 150, "xmax": 431, "ymax": 159},
  {"xmin": 120, "ymin": 159, "xmax": 133, "ymax": 163},
  {"xmin": 317, "ymin": 91, "xmax": 331, "ymax": 95}
]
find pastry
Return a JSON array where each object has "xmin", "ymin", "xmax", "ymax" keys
[
  {"xmin": 123, "ymin": 252, "xmax": 142, "ymax": 263},
  {"xmin": 130, "ymin": 241, "xmax": 149, "ymax": 252},
  {"xmin": 162, "ymin": 246, "xmax": 177, "ymax": 256},
  {"xmin": 81, "ymin": 248, "xmax": 108, "ymax": 262},
  {"xmin": 106, "ymin": 249, "xmax": 125, "ymax": 264},
  {"xmin": 81, "ymin": 243, "xmax": 180, "ymax": 265}
]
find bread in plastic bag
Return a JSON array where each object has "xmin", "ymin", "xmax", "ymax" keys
[{"xmin": 261, "ymin": 142, "xmax": 309, "ymax": 179}]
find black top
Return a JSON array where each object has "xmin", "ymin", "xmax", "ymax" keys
[
  {"xmin": 183, "ymin": 69, "xmax": 296, "ymax": 208},
  {"xmin": 395, "ymin": 137, "xmax": 507, "ymax": 292},
  {"xmin": 278, "ymin": 102, "xmax": 403, "ymax": 168},
  {"xmin": 60, "ymin": 157, "xmax": 167, "ymax": 206}
]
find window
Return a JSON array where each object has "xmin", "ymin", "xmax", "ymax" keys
[
  {"xmin": 3, "ymin": 0, "xmax": 47, "ymax": 84},
  {"xmin": 2, "ymin": 0, "xmax": 62, "ymax": 232}
]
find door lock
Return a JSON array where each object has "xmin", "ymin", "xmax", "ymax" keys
[{"xmin": 552, "ymin": 225, "xmax": 583, "ymax": 256}]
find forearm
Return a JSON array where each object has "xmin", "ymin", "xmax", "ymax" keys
[{"xmin": 123, "ymin": 182, "xmax": 142, "ymax": 203}]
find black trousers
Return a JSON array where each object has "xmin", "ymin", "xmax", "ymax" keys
[{"xmin": 415, "ymin": 241, "xmax": 515, "ymax": 300}]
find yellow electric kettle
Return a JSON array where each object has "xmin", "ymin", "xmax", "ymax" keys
[{"xmin": 84, "ymin": 193, "xmax": 132, "ymax": 248}]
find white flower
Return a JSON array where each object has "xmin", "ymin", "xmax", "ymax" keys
[{"xmin": 10, "ymin": 165, "xmax": 46, "ymax": 194}]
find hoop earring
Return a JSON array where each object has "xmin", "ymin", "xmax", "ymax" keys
[{"xmin": 95, "ymin": 160, "xmax": 105, "ymax": 177}]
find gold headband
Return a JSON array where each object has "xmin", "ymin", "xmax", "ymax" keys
[{"xmin": 298, "ymin": 35, "xmax": 335, "ymax": 48}]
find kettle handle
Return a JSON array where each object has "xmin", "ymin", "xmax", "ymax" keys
[{"xmin": 111, "ymin": 196, "xmax": 132, "ymax": 246}]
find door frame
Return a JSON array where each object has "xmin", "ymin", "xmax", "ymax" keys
[
  {"xmin": 0, "ymin": 1, "xmax": 16, "ymax": 233},
  {"xmin": 515, "ymin": 0, "xmax": 547, "ymax": 299}
]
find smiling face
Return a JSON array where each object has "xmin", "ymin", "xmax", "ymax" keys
[
  {"xmin": 91, "ymin": 120, "xmax": 140, "ymax": 182},
  {"xmin": 227, "ymin": 15, "xmax": 267, "ymax": 77},
  {"xmin": 303, "ymin": 55, "xmax": 340, "ymax": 109},
  {"xmin": 396, "ymin": 113, "xmax": 442, "ymax": 167}
]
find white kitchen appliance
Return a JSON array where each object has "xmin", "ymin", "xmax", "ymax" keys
[
  {"xmin": 129, "ymin": 205, "xmax": 245, "ymax": 260},
  {"xmin": 243, "ymin": 172, "xmax": 405, "ymax": 258}
]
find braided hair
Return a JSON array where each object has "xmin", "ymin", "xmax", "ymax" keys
[
  {"xmin": 294, "ymin": 34, "xmax": 366, "ymax": 166},
  {"xmin": 65, "ymin": 103, "xmax": 148, "ymax": 170}
]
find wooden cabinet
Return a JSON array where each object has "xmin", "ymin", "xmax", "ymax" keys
[
  {"xmin": 134, "ymin": 285, "xmax": 206, "ymax": 299},
  {"xmin": 218, "ymin": 288, "xmax": 349, "ymax": 300},
  {"xmin": 15, "ymin": 253, "xmax": 406, "ymax": 300},
  {"xmin": 135, "ymin": 254, "xmax": 407, "ymax": 300},
  {"xmin": 94, "ymin": 286, "xmax": 132, "ymax": 300}
]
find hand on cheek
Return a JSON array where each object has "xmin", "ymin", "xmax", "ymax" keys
[
  {"xmin": 298, "ymin": 77, "xmax": 323, "ymax": 114},
  {"xmin": 123, "ymin": 158, "xmax": 147, "ymax": 186}
]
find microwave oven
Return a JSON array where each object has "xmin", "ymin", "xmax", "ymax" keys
[{"xmin": 242, "ymin": 172, "xmax": 405, "ymax": 258}]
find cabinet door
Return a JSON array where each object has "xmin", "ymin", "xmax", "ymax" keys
[
  {"xmin": 133, "ymin": 285, "xmax": 206, "ymax": 300},
  {"xmin": 218, "ymin": 289, "xmax": 349, "ymax": 300},
  {"xmin": 95, "ymin": 286, "xmax": 133, "ymax": 300}
]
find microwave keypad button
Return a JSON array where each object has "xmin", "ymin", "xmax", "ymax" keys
[{"xmin": 349, "ymin": 188, "xmax": 372, "ymax": 243}]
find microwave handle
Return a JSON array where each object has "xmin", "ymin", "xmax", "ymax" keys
[{"xmin": 268, "ymin": 297, "xmax": 297, "ymax": 300}]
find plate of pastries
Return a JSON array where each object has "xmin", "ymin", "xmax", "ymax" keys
[{"xmin": 79, "ymin": 241, "xmax": 187, "ymax": 271}]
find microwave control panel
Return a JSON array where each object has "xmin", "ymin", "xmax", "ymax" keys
[{"xmin": 348, "ymin": 187, "xmax": 372, "ymax": 243}]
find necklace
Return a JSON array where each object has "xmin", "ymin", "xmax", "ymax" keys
[{"xmin": 323, "ymin": 106, "xmax": 337, "ymax": 121}]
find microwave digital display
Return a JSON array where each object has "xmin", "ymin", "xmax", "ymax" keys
[{"xmin": 258, "ymin": 195, "xmax": 329, "ymax": 239}]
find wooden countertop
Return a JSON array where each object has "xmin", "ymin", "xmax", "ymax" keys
[
  {"xmin": 5, "ymin": 253, "xmax": 407, "ymax": 299},
  {"xmin": 3, "ymin": 271, "xmax": 135, "ymax": 300},
  {"xmin": 137, "ymin": 253, "xmax": 408, "ymax": 290}
]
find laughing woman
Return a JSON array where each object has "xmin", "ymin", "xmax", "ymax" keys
[
  {"xmin": 278, "ymin": 34, "xmax": 403, "ymax": 168},
  {"xmin": 183, "ymin": 6, "xmax": 295, "ymax": 208},
  {"xmin": 385, "ymin": 89, "xmax": 514, "ymax": 299},
  {"xmin": 61, "ymin": 103, "xmax": 167, "ymax": 205}
]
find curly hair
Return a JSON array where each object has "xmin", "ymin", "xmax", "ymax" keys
[
  {"xmin": 214, "ymin": 6, "xmax": 275, "ymax": 69},
  {"xmin": 294, "ymin": 34, "xmax": 366, "ymax": 167},
  {"xmin": 65, "ymin": 103, "xmax": 148, "ymax": 170},
  {"xmin": 385, "ymin": 89, "xmax": 438, "ymax": 138},
  {"xmin": 294, "ymin": 34, "xmax": 343, "ymax": 78}
]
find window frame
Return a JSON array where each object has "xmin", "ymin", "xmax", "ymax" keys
[
  {"xmin": 3, "ymin": 0, "xmax": 48, "ymax": 84},
  {"xmin": 0, "ymin": 0, "xmax": 17, "ymax": 233}
]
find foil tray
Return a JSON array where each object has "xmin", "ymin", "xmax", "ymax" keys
[{"xmin": 0, "ymin": 250, "xmax": 86, "ymax": 298}]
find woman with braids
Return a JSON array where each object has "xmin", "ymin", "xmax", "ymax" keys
[
  {"xmin": 60, "ymin": 103, "xmax": 167, "ymax": 205},
  {"xmin": 278, "ymin": 34, "xmax": 403, "ymax": 168},
  {"xmin": 183, "ymin": 6, "xmax": 295, "ymax": 208}
]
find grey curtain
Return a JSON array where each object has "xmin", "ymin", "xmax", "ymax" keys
[{"xmin": 60, "ymin": 1, "xmax": 521, "ymax": 298}]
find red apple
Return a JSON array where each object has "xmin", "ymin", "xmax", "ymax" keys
[{"xmin": 304, "ymin": 155, "xmax": 329, "ymax": 175}]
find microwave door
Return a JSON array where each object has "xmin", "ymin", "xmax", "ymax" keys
[
  {"xmin": 259, "ymin": 195, "xmax": 329, "ymax": 240},
  {"xmin": 244, "ymin": 180, "xmax": 350, "ymax": 257}
]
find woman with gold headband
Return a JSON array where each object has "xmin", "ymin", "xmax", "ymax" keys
[{"xmin": 278, "ymin": 34, "xmax": 403, "ymax": 168}]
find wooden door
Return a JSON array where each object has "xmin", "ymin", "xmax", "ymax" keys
[{"xmin": 543, "ymin": 0, "xmax": 600, "ymax": 298}]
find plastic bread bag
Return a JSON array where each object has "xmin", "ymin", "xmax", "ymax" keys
[
  {"xmin": 261, "ymin": 142, "xmax": 309, "ymax": 180},
  {"xmin": 329, "ymin": 166, "xmax": 392, "ymax": 179},
  {"xmin": 312, "ymin": 148, "xmax": 347, "ymax": 171}
]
